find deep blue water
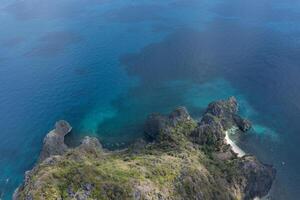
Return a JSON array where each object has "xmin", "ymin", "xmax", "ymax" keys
[{"xmin": 1, "ymin": 0, "xmax": 300, "ymax": 199}]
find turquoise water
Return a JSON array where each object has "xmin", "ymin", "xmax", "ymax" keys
[{"xmin": 1, "ymin": 0, "xmax": 300, "ymax": 199}]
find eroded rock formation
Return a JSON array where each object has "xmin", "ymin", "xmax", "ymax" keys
[
  {"xmin": 14, "ymin": 97, "xmax": 275, "ymax": 200},
  {"xmin": 39, "ymin": 120, "xmax": 72, "ymax": 162}
]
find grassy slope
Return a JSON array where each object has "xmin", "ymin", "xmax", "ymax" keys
[{"xmin": 17, "ymin": 119, "xmax": 242, "ymax": 200}]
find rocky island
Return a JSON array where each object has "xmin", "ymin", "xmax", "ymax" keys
[{"xmin": 14, "ymin": 97, "xmax": 275, "ymax": 200}]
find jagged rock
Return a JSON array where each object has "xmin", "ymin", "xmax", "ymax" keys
[
  {"xmin": 177, "ymin": 166, "xmax": 235, "ymax": 200},
  {"xmin": 13, "ymin": 171, "xmax": 32, "ymax": 200},
  {"xmin": 133, "ymin": 181, "xmax": 165, "ymax": 200},
  {"xmin": 233, "ymin": 116, "xmax": 252, "ymax": 132},
  {"xmin": 168, "ymin": 107, "xmax": 191, "ymax": 126},
  {"xmin": 67, "ymin": 183, "xmax": 94, "ymax": 200},
  {"xmin": 130, "ymin": 139, "xmax": 147, "ymax": 154},
  {"xmin": 144, "ymin": 113, "xmax": 168, "ymax": 141},
  {"xmin": 54, "ymin": 120, "xmax": 72, "ymax": 136},
  {"xmin": 191, "ymin": 97, "xmax": 251, "ymax": 148},
  {"xmin": 202, "ymin": 96, "xmax": 251, "ymax": 132},
  {"xmin": 191, "ymin": 120, "xmax": 224, "ymax": 147},
  {"xmin": 39, "ymin": 120, "xmax": 72, "ymax": 162},
  {"xmin": 237, "ymin": 156, "xmax": 276, "ymax": 200},
  {"xmin": 208, "ymin": 96, "xmax": 238, "ymax": 115},
  {"xmin": 78, "ymin": 136, "xmax": 102, "ymax": 152},
  {"xmin": 42, "ymin": 155, "xmax": 63, "ymax": 166},
  {"xmin": 15, "ymin": 98, "xmax": 275, "ymax": 200},
  {"xmin": 212, "ymin": 150, "xmax": 235, "ymax": 160},
  {"xmin": 144, "ymin": 107, "xmax": 191, "ymax": 141}
]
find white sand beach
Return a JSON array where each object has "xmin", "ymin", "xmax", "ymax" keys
[{"xmin": 225, "ymin": 128, "xmax": 245, "ymax": 157}]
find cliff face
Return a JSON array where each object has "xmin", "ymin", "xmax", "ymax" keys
[
  {"xmin": 39, "ymin": 120, "xmax": 72, "ymax": 162},
  {"xmin": 14, "ymin": 97, "xmax": 275, "ymax": 200}
]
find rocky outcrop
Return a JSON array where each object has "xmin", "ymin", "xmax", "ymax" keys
[
  {"xmin": 79, "ymin": 136, "xmax": 102, "ymax": 152},
  {"xmin": 238, "ymin": 156, "xmax": 276, "ymax": 199},
  {"xmin": 65, "ymin": 182, "xmax": 94, "ymax": 200},
  {"xmin": 202, "ymin": 97, "xmax": 251, "ymax": 131},
  {"xmin": 144, "ymin": 107, "xmax": 193, "ymax": 142},
  {"xmin": 39, "ymin": 120, "xmax": 72, "ymax": 162},
  {"xmin": 14, "ymin": 125, "xmax": 102, "ymax": 200},
  {"xmin": 191, "ymin": 97, "xmax": 251, "ymax": 149},
  {"xmin": 15, "ymin": 97, "xmax": 275, "ymax": 200}
]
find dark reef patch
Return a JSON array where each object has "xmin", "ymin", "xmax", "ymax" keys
[
  {"xmin": 212, "ymin": 0, "xmax": 300, "ymax": 23},
  {"xmin": 102, "ymin": 23, "xmax": 261, "ymax": 147},
  {"xmin": 1, "ymin": 37, "xmax": 24, "ymax": 48},
  {"xmin": 95, "ymin": 83, "xmax": 190, "ymax": 147},
  {"xmin": 169, "ymin": 0, "xmax": 207, "ymax": 8},
  {"xmin": 3, "ymin": 0, "xmax": 107, "ymax": 21},
  {"xmin": 103, "ymin": 4, "xmax": 166, "ymax": 23},
  {"xmin": 120, "ymin": 23, "xmax": 261, "ymax": 85},
  {"xmin": 14, "ymin": 98, "xmax": 276, "ymax": 200},
  {"xmin": 112, "ymin": 21, "xmax": 300, "ymax": 198},
  {"xmin": 24, "ymin": 31, "xmax": 83, "ymax": 57}
]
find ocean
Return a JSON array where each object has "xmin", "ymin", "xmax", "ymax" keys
[{"xmin": 0, "ymin": 0, "xmax": 300, "ymax": 199}]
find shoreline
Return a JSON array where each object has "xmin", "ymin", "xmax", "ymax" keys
[
  {"xmin": 14, "ymin": 98, "xmax": 276, "ymax": 200},
  {"xmin": 225, "ymin": 128, "xmax": 245, "ymax": 157},
  {"xmin": 225, "ymin": 128, "xmax": 270, "ymax": 200}
]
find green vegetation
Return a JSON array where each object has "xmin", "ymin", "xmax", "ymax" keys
[
  {"xmin": 18, "ymin": 119, "xmax": 240, "ymax": 200},
  {"xmin": 16, "ymin": 100, "xmax": 275, "ymax": 200}
]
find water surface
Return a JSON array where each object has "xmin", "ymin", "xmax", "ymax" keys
[{"xmin": 0, "ymin": 0, "xmax": 300, "ymax": 199}]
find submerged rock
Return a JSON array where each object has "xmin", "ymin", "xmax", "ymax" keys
[{"xmin": 15, "ymin": 97, "xmax": 275, "ymax": 200}]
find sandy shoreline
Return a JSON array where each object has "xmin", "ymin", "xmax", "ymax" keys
[
  {"xmin": 225, "ymin": 128, "xmax": 270, "ymax": 200},
  {"xmin": 224, "ymin": 128, "xmax": 245, "ymax": 157}
]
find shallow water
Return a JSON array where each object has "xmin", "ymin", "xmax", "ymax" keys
[{"xmin": 1, "ymin": 0, "xmax": 300, "ymax": 199}]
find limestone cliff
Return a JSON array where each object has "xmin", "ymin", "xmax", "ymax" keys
[
  {"xmin": 14, "ymin": 97, "xmax": 275, "ymax": 200},
  {"xmin": 39, "ymin": 120, "xmax": 72, "ymax": 162}
]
